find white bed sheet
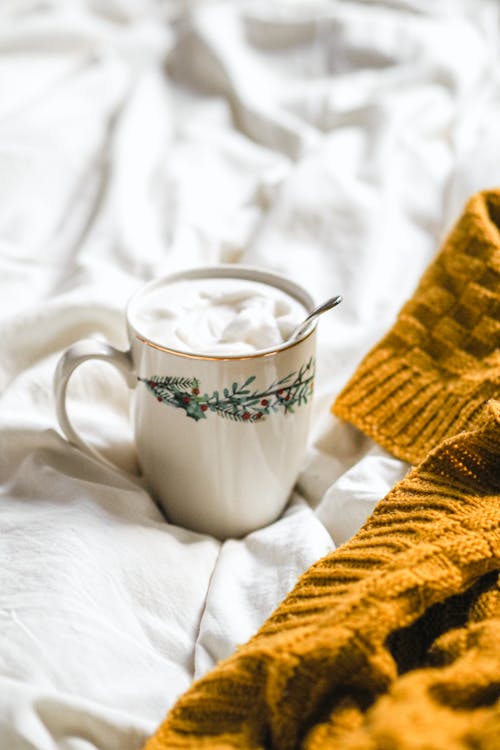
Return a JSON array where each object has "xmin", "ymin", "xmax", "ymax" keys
[{"xmin": 1, "ymin": 1, "xmax": 499, "ymax": 748}]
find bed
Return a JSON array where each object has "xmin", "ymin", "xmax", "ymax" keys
[{"xmin": 1, "ymin": 1, "xmax": 498, "ymax": 748}]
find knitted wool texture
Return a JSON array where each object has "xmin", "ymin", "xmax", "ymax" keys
[
  {"xmin": 143, "ymin": 191, "xmax": 500, "ymax": 750},
  {"xmin": 333, "ymin": 189, "xmax": 500, "ymax": 464}
]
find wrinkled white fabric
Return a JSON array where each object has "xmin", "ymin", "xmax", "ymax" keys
[{"xmin": 1, "ymin": 0, "xmax": 500, "ymax": 748}]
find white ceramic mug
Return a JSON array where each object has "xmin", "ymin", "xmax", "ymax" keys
[{"xmin": 54, "ymin": 266, "xmax": 317, "ymax": 539}]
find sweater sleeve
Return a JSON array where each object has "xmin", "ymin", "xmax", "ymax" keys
[{"xmin": 332, "ymin": 189, "xmax": 500, "ymax": 464}]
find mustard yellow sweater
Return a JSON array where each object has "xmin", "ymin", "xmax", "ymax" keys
[{"xmin": 143, "ymin": 190, "xmax": 500, "ymax": 750}]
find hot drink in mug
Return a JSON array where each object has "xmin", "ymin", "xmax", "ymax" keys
[{"xmin": 54, "ymin": 266, "xmax": 317, "ymax": 539}]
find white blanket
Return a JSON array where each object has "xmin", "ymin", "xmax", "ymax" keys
[{"xmin": 1, "ymin": 1, "xmax": 499, "ymax": 747}]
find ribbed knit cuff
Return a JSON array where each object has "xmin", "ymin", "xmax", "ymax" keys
[
  {"xmin": 333, "ymin": 189, "xmax": 500, "ymax": 464},
  {"xmin": 333, "ymin": 347, "xmax": 497, "ymax": 465}
]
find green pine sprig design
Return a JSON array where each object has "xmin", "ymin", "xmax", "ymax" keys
[{"xmin": 138, "ymin": 357, "xmax": 315, "ymax": 422}]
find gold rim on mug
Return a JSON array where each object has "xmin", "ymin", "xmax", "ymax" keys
[{"xmin": 134, "ymin": 327, "xmax": 315, "ymax": 361}]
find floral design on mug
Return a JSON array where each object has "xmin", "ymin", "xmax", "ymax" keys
[{"xmin": 138, "ymin": 357, "xmax": 315, "ymax": 422}]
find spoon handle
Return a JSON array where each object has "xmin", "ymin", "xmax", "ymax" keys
[{"xmin": 289, "ymin": 294, "xmax": 343, "ymax": 342}]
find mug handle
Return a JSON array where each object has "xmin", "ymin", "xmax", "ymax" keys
[{"xmin": 54, "ymin": 339, "xmax": 137, "ymax": 470}]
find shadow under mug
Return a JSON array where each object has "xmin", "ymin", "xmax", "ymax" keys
[{"xmin": 54, "ymin": 265, "xmax": 317, "ymax": 539}]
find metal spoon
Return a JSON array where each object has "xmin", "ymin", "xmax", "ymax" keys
[{"xmin": 288, "ymin": 294, "xmax": 343, "ymax": 343}]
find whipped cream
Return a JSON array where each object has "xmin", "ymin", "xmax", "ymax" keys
[{"xmin": 131, "ymin": 277, "xmax": 308, "ymax": 355}]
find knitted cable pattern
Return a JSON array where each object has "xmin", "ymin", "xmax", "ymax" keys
[
  {"xmin": 333, "ymin": 189, "xmax": 500, "ymax": 465},
  {"xmin": 143, "ymin": 400, "xmax": 500, "ymax": 750}
]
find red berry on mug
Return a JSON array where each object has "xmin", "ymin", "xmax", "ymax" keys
[
  {"xmin": 261, "ymin": 399, "xmax": 268, "ymax": 406},
  {"xmin": 243, "ymin": 412, "xmax": 251, "ymax": 420}
]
